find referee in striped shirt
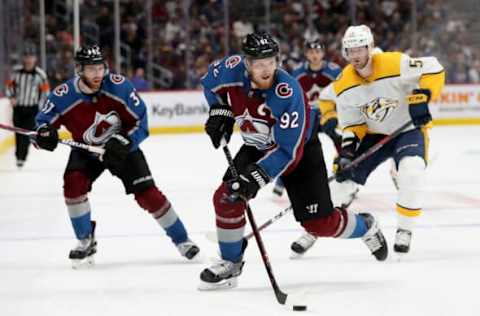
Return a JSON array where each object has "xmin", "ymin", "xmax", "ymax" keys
[{"xmin": 5, "ymin": 43, "xmax": 50, "ymax": 168}]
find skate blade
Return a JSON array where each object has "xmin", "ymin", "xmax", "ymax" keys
[
  {"xmin": 71, "ymin": 255, "xmax": 95, "ymax": 269},
  {"xmin": 289, "ymin": 251, "xmax": 305, "ymax": 260},
  {"xmin": 393, "ymin": 251, "xmax": 409, "ymax": 262},
  {"xmin": 198, "ymin": 277, "xmax": 238, "ymax": 291}
]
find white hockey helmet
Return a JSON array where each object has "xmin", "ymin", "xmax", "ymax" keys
[{"xmin": 341, "ymin": 25, "xmax": 374, "ymax": 59}]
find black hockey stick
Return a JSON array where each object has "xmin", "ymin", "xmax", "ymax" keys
[
  {"xmin": 205, "ymin": 205, "xmax": 292, "ymax": 243},
  {"xmin": 0, "ymin": 123, "xmax": 105, "ymax": 155},
  {"xmin": 221, "ymin": 140, "xmax": 288, "ymax": 305},
  {"xmin": 207, "ymin": 120, "xmax": 415, "ymax": 242},
  {"xmin": 327, "ymin": 120, "xmax": 413, "ymax": 182}
]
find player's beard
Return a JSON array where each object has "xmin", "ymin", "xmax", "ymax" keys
[
  {"xmin": 351, "ymin": 55, "xmax": 370, "ymax": 71},
  {"xmin": 251, "ymin": 71, "xmax": 275, "ymax": 90},
  {"xmin": 81, "ymin": 76, "xmax": 103, "ymax": 93}
]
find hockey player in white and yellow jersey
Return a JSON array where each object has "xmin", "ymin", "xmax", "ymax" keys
[{"xmin": 290, "ymin": 25, "xmax": 445, "ymax": 257}]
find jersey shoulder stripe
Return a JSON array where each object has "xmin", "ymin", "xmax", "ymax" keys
[
  {"xmin": 333, "ymin": 66, "xmax": 363, "ymax": 97},
  {"xmin": 333, "ymin": 52, "xmax": 402, "ymax": 97},
  {"xmin": 323, "ymin": 61, "xmax": 341, "ymax": 78},
  {"xmin": 48, "ymin": 78, "xmax": 81, "ymax": 108},
  {"xmin": 369, "ymin": 52, "xmax": 402, "ymax": 81},
  {"xmin": 102, "ymin": 73, "xmax": 133, "ymax": 95},
  {"xmin": 201, "ymin": 55, "xmax": 246, "ymax": 91},
  {"xmin": 291, "ymin": 64, "xmax": 307, "ymax": 79}
]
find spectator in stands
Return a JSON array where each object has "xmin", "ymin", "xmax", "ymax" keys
[
  {"xmin": 15, "ymin": 0, "xmax": 480, "ymax": 89},
  {"xmin": 131, "ymin": 67, "xmax": 150, "ymax": 91}
]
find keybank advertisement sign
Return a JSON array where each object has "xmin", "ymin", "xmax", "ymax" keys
[{"xmin": 140, "ymin": 91, "xmax": 208, "ymax": 127}]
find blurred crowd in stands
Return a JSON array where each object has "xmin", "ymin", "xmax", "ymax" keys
[{"xmin": 19, "ymin": 0, "xmax": 480, "ymax": 90}]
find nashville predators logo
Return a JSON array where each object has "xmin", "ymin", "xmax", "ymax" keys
[
  {"xmin": 360, "ymin": 97, "xmax": 399, "ymax": 122},
  {"xmin": 83, "ymin": 111, "xmax": 121, "ymax": 145}
]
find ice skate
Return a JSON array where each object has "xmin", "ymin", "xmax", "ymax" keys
[
  {"xmin": 272, "ymin": 184, "xmax": 284, "ymax": 197},
  {"xmin": 360, "ymin": 213, "xmax": 388, "ymax": 261},
  {"xmin": 290, "ymin": 232, "xmax": 317, "ymax": 259},
  {"xmin": 16, "ymin": 159, "xmax": 25, "ymax": 169},
  {"xmin": 69, "ymin": 221, "xmax": 97, "ymax": 269},
  {"xmin": 198, "ymin": 259, "xmax": 244, "ymax": 290},
  {"xmin": 176, "ymin": 239, "xmax": 200, "ymax": 260},
  {"xmin": 394, "ymin": 228, "xmax": 412, "ymax": 254}
]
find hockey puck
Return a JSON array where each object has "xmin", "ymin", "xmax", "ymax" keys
[{"xmin": 292, "ymin": 305, "xmax": 307, "ymax": 311}]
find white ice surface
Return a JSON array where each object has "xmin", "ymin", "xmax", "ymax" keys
[{"xmin": 1, "ymin": 126, "xmax": 479, "ymax": 316}]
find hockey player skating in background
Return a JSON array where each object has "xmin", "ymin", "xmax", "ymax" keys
[
  {"xmin": 290, "ymin": 25, "xmax": 445, "ymax": 257},
  {"xmin": 33, "ymin": 45, "xmax": 200, "ymax": 268},
  {"xmin": 272, "ymin": 38, "xmax": 342, "ymax": 197},
  {"xmin": 198, "ymin": 32, "xmax": 388, "ymax": 290},
  {"xmin": 290, "ymin": 47, "xmax": 384, "ymax": 257}
]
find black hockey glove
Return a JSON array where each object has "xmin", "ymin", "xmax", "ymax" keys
[
  {"xmin": 205, "ymin": 104, "xmax": 235, "ymax": 149},
  {"xmin": 408, "ymin": 89, "xmax": 432, "ymax": 127},
  {"xmin": 321, "ymin": 117, "xmax": 342, "ymax": 152},
  {"xmin": 333, "ymin": 154, "xmax": 354, "ymax": 183},
  {"xmin": 34, "ymin": 124, "xmax": 59, "ymax": 151},
  {"xmin": 333, "ymin": 133, "xmax": 359, "ymax": 183},
  {"xmin": 103, "ymin": 134, "xmax": 131, "ymax": 175},
  {"xmin": 321, "ymin": 117, "xmax": 338, "ymax": 138},
  {"xmin": 228, "ymin": 164, "xmax": 270, "ymax": 201}
]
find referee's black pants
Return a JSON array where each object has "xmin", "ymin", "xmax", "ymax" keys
[{"xmin": 13, "ymin": 106, "xmax": 38, "ymax": 162}]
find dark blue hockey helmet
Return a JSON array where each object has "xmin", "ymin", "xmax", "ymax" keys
[{"xmin": 242, "ymin": 32, "xmax": 279, "ymax": 59}]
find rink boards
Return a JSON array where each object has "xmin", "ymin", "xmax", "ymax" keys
[{"xmin": 1, "ymin": 84, "xmax": 480, "ymax": 156}]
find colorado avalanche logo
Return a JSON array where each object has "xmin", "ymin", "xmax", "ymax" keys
[
  {"xmin": 225, "ymin": 55, "xmax": 242, "ymax": 69},
  {"xmin": 360, "ymin": 97, "xmax": 399, "ymax": 122},
  {"xmin": 236, "ymin": 109, "xmax": 274, "ymax": 150},
  {"xmin": 110, "ymin": 74, "xmax": 125, "ymax": 84},
  {"xmin": 306, "ymin": 83, "xmax": 323, "ymax": 104},
  {"xmin": 83, "ymin": 111, "xmax": 121, "ymax": 145},
  {"xmin": 54, "ymin": 84, "xmax": 69, "ymax": 97},
  {"xmin": 275, "ymin": 83, "xmax": 293, "ymax": 99}
]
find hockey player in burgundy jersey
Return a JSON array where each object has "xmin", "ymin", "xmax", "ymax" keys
[
  {"xmin": 292, "ymin": 38, "xmax": 343, "ymax": 150},
  {"xmin": 272, "ymin": 38, "xmax": 343, "ymax": 197},
  {"xmin": 34, "ymin": 45, "xmax": 199, "ymax": 268},
  {"xmin": 198, "ymin": 32, "xmax": 388, "ymax": 290}
]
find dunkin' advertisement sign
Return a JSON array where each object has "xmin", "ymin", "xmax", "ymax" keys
[{"xmin": 430, "ymin": 85, "xmax": 480, "ymax": 120}]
